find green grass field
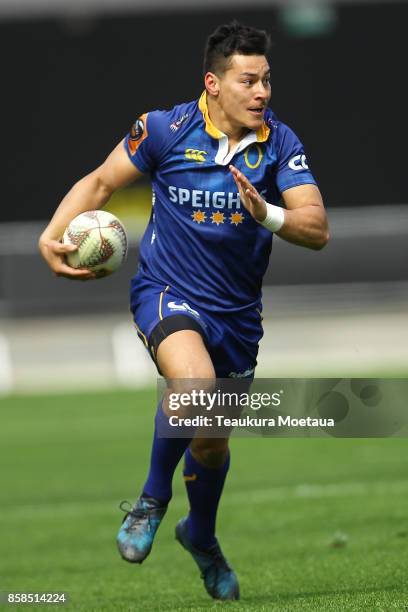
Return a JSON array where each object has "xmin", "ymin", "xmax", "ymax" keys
[{"xmin": 1, "ymin": 389, "xmax": 408, "ymax": 611}]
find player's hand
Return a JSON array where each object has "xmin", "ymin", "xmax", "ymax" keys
[
  {"xmin": 38, "ymin": 238, "xmax": 96, "ymax": 280},
  {"xmin": 229, "ymin": 164, "xmax": 267, "ymax": 223}
]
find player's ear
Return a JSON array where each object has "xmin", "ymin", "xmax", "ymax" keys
[{"xmin": 204, "ymin": 72, "xmax": 220, "ymax": 97}]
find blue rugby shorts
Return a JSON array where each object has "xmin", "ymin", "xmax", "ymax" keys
[{"xmin": 130, "ymin": 277, "xmax": 263, "ymax": 379}]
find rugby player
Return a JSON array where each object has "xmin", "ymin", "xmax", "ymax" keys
[{"xmin": 39, "ymin": 22, "xmax": 329, "ymax": 601}]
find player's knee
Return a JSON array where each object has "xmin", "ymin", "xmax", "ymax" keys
[
  {"xmin": 177, "ymin": 361, "xmax": 216, "ymax": 382},
  {"xmin": 159, "ymin": 356, "xmax": 216, "ymax": 386},
  {"xmin": 164, "ymin": 375, "xmax": 216, "ymax": 418},
  {"xmin": 190, "ymin": 438, "xmax": 229, "ymax": 468},
  {"xmin": 175, "ymin": 372, "xmax": 215, "ymax": 393}
]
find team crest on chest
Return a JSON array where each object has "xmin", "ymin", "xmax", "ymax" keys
[{"xmin": 244, "ymin": 144, "xmax": 263, "ymax": 170}]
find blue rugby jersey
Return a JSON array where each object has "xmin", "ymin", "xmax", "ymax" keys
[{"xmin": 124, "ymin": 92, "xmax": 317, "ymax": 312}]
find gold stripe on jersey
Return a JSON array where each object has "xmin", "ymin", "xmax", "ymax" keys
[
  {"xmin": 133, "ymin": 321, "xmax": 148, "ymax": 347},
  {"xmin": 159, "ymin": 285, "xmax": 170, "ymax": 320}
]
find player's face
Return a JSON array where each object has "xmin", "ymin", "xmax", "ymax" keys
[{"xmin": 217, "ymin": 54, "xmax": 271, "ymax": 132}]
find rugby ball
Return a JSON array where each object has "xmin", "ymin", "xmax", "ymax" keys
[{"xmin": 63, "ymin": 210, "xmax": 127, "ymax": 278}]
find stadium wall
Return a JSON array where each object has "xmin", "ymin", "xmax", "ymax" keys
[{"xmin": 1, "ymin": 2, "xmax": 407, "ymax": 222}]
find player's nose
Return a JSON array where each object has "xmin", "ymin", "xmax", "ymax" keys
[{"xmin": 253, "ymin": 82, "xmax": 269, "ymax": 102}]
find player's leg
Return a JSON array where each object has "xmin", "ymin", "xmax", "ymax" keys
[
  {"xmin": 176, "ymin": 437, "xmax": 240, "ymax": 601},
  {"xmin": 142, "ymin": 329, "xmax": 216, "ymax": 503},
  {"xmin": 117, "ymin": 326, "xmax": 215, "ymax": 563},
  {"xmin": 150, "ymin": 324, "xmax": 239, "ymax": 600},
  {"xmin": 157, "ymin": 325, "xmax": 230, "ymax": 556},
  {"xmin": 176, "ymin": 309, "xmax": 261, "ymax": 600},
  {"xmin": 172, "ymin": 390, "xmax": 237, "ymax": 601},
  {"xmin": 183, "ymin": 437, "xmax": 229, "ymax": 549}
]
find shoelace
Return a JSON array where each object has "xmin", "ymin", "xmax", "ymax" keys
[{"xmin": 119, "ymin": 500, "xmax": 152, "ymax": 532}]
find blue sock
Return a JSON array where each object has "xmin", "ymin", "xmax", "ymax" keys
[
  {"xmin": 143, "ymin": 402, "xmax": 192, "ymax": 504},
  {"xmin": 183, "ymin": 447, "xmax": 230, "ymax": 551}
]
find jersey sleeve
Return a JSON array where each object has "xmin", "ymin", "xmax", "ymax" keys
[
  {"xmin": 124, "ymin": 111, "xmax": 166, "ymax": 173},
  {"xmin": 275, "ymin": 123, "xmax": 317, "ymax": 193}
]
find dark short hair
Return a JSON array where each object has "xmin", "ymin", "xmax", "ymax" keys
[{"xmin": 203, "ymin": 21, "xmax": 270, "ymax": 76}]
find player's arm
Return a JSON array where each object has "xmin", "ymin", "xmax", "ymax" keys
[
  {"xmin": 39, "ymin": 140, "xmax": 144, "ymax": 279},
  {"xmin": 277, "ymin": 183, "xmax": 328, "ymax": 250},
  {"xmin": 229, "ymin": 165, "xmax": 329, "ymax": 250}
]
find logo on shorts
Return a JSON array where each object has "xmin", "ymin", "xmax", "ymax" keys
[
  {"xmin": 229, "ymin": 367, "xmax": 255, "ymax": 378},
  {"xmin": 167, "ymin": 301, "xmax": 200, "ymax": 318}
]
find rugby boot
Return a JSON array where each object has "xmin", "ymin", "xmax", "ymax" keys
[
  {"xmin": 116, "ymin": 496, "xmax": 167, "ymax": 563},
  {"xmin": 175, "ymin": 517, "xmax": 240, "ymax": 600}
]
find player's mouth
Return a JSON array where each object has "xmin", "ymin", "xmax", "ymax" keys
[{"xmin": 248, "ymin": 107, "xmax": 265, "ymax": 118}]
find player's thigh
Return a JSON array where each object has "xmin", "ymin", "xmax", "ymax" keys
[
  {"xmin": 158, "ymin": 330, "xmax": 216, "ymax": 417},
  {"xmin": 157, "ymin": 329, "xmax": 216, "ymax": 380}
]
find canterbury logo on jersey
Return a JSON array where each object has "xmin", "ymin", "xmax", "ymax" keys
[
  {"xmin": 288, "ymin": 154, "xmax": 309, "ymax": 171},
  {"xmin": 185, "ymin": 149, "xmax": 208, "ymax": 163}
]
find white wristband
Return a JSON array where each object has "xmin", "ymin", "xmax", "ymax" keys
[{"xmin": 260, "ymin": 202, "xmax": 285, "ymax": 233}]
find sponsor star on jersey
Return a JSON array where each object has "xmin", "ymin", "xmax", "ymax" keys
[
  {"xmin": 211, "ymin": 212, "xmax": 225, "ymax": 226},
  {"xmin": 192, "ymin": 211, "xmax": 207, "ymax": 224},
  {"xmin": 230, "ymin": 212, "xmax": 244, "ymax": 226}
]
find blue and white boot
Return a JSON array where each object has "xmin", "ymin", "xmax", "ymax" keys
[
  {"xmin": 175, "ymin": 517, "xmax": 240, "ymax": 600},
  {"xmin": 116, "ymin": 496, "xmax": 167, "ymax": 564}
]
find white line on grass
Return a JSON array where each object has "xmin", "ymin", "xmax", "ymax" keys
[{"xmin": 1, "ymin": 479, "xmax": 408, "ymax": 520}]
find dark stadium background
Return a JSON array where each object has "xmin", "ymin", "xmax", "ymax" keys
[{"xmin": 1, "ymin": 2, "xmax": 407, "ymax": 223}]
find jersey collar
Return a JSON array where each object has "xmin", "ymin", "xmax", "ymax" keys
[{"xmin": 198, "ymin": 91, "xmax": 270, "ymax": 143}]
